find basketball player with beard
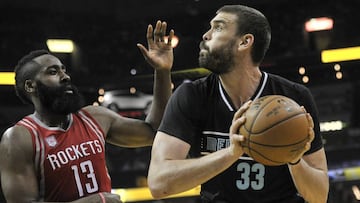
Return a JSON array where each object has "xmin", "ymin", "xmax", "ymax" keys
[
  {"xmin": 147, "ymin": 5, "xmax": 329, "ymax": 203},
  {"xmin": 0, "ymin": 21, "xmax": 173, "ymax": 202}
]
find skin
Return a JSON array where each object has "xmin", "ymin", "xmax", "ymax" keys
[
  {"xmin": 0, "ymin": 21, "xmax": 174, "ymax": 203},
  {"xmin": 147, "ymin": 12, "xmax": 329, "ymax": 203}
]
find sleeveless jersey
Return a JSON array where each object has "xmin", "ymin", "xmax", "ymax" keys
[
  {"xmin": 159, "ymin": 72, "xmax": 323, "ymax": 203},
  {"xmin": 17, "ymin": 109, "xmax": 111, "ymax": 201}
]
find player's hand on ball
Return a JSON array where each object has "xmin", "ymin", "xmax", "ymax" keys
[
  {"xmin": 229, "ymin": 101, "xmax": 252, "ymax": 156},
  {"xmin": 289, "ymin": 109, "xmax": 315, "ymax": 165},
  {"xmin": 137, "ymin": 20, "xmax": 174, "ymax": 71}
]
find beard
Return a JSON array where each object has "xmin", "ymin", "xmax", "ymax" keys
[
  {"xmin": 36, "ymin": 81, "xmax": 85, "ymax": 115},
  {"xmin": 199, "ymin": 40, "xmax": 237, "ymax": 74}
]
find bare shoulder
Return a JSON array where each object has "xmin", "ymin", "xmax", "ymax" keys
[
  {"xmin": 1, "ymin": 125, "xmax": 32, "ymax": 148},
  {"xmin": 0, "ymin": 125, "xmax": 33, "ymax": 169},
  {"xmin": 82, "ymin": 105, "xmax": 120, "ymax": 118}
]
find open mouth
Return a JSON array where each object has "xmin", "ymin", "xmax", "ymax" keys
[
  {"xmin": 199, "ymin": 49, "xmax": 208, "ymax": 58},
  {"xmin": 64, "ymin": 85, "xmax": 74, "ymax": 94}
]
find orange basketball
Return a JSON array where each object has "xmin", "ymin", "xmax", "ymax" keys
[{"xmin": 239, "ymin": 95, "xmax": 309, "ymax": 166}]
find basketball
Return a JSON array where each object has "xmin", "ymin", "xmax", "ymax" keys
[{"xmin": 239, "ymin": 95, "xmax": 309, "ymax": 166}]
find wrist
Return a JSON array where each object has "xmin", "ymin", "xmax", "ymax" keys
[
  {"xmin": 155, "ymin": 68, "xmax": 171, "ymax": 74},
  {"xmin": 288, "ymin": 158, "xmax": 301, "ymax": 166}
]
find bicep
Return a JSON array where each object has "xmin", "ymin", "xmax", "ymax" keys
[
  {"xmin": 0, "ymin": 128, "xmax": 38, "ymax": 202},
  {"xmin": 84, "ymin": 106, "xmax": 155, "ymax": 147},
  {"xmin": 107, "ymin": 116, "xmax": 155, "ymax": 147},
  {"xmin": 1, "ymin": 165, "xmax": 38, "ymax": 202},
  {"xmin": 151, "ymin": 131, "xmax": 190, "ymax": 162}
]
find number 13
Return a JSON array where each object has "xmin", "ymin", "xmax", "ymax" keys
[{"xmin": 71, "ymin": 160, "xmax": 99, "ymax": 197}]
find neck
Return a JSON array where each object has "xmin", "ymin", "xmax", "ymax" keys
[
  {"xmin": 34, "ymin": 110, "xmax": 70, "ymax": 129},
  {"xmin": 219, "ymin": 66, "xmax": 262, "ymax": 109}
]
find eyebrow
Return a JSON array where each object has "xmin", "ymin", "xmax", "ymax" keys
[
  {"xmin": 211, "ymin": 19, "xmax": 227, "ymax": 25},
  {"xmin": 211, "ymin": 17, "xmax": 235, "ymax": 26},
  {"xmin": 44, "ymin": 64, "xmax": 66, "ymax": 71}
]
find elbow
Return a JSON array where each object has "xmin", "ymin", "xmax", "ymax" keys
[{"xmin": 148, "ymin": 176, "xmax": 171, "ymax": 199}]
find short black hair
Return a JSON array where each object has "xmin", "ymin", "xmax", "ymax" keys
[
  {"xmin": 14, "ymin": 49, "xmax": 50, "ymax": 104},
  {"xmin": 217, "ymin": 5, "xmax": 271, "ymax": 64}
]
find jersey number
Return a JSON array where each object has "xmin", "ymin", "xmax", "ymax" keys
[
  {"xmin": 71, "ymin": 160, "xmax": 99, "ymax": 197},
  {"xmin": 236, "ymin": 162, "xmax": 265, "ymax": 190}
]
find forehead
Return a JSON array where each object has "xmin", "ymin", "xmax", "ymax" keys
[
  {"xmin": 211, "ymin": 12, "xmax": 238, "ymax": 25},
  {"xmin": 32, "ymin": 54, "xmax": 62, "ymax": 69}
]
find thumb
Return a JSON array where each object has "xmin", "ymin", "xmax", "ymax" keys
[{"xmin": 137, "ymin": 43, "xmax": 149, "ymax": 59}]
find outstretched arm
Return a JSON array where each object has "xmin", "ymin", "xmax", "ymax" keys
[{"xmin": 137, "ymin": 20, "xmax": 173, "ymax": 130}]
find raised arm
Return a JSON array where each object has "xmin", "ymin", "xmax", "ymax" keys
[
  {"xmin": 87, "ymin": 21, "xmax": 174, "ymax": 147},
  {"xmin": 137, "ymin": 20, "xmax": 173, "ymax": 129}
]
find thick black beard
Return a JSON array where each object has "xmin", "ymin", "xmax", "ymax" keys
[
  {"xmin": 36, "ymin": 81, "xmax": 85, "ymax": 115},
  {"xmin": 199, "ymin": 40, "xmax": 236, "ymax": 75}
]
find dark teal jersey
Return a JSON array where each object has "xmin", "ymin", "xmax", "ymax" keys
[{"xmin": 159, "ymin": 72, "xmax": 323, "ymax": 203}]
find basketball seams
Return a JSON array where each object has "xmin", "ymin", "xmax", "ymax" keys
[
  {"xmin": 248, "ymin": 95, "xmax": 284, "ymax": 132},
  {"xmin": 246, "ymin": 95, "xmax": 281, "ymax": 159},
  {"xmin": 240, "ymin": 95, "xmax": 309, "ymax": 165},
  {"xmin": 247, "ymin": 149, "xmax": 285, "ymax": 164},
  {"xmin": 248, "ymin": 138, "xmax": 308, "ymax": 165},
  {"xmin": 250, "ymin": 112, "xmax": 306, "ymax": 134},
  {"xmin": 249, "ymin": 135, "xmax": 308, "ymax": 147}
]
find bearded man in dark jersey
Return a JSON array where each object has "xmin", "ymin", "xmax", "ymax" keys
[
  {"xmin": 0, "ymin": 21, "xmax": 173, "ymax": 202},
  {"xmin": 147, "ymin": 5, "xmax": 329, "ymax": 203}
]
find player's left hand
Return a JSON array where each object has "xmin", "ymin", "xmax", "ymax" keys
[
  {"xmin": 289, "ymin": 108, "xmax": 315, "ymax": 165},
  {"xmin": 137, "ymin": 20, "xmax": 174, "ymax": 71}
]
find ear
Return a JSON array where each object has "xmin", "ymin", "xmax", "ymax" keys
[
  {"xmin": 238, "ymin": 34, "xmax": 254, "ymax": 50},
  {"xmin": 24, "ymin": 79, "xmax": 36, "ymax": 93}
]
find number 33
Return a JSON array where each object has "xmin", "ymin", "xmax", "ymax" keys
[{"xmin": 236, "ymin": 162, "xmax": 265, "ymax": 190}]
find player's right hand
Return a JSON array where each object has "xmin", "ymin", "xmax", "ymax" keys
[{"xmin": 229, "ymin": 100, "xmax": 252, "ymax": 157}]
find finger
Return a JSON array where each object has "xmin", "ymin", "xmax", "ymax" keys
[
  {"xmin": 137, "ymin": 44, "xmax": 149, "ymax": 60},
  {"xmin": 301, "ymin": 106, "xmax": 307, "ymax": 113},
  {"xmin": 232, "ymin": 100, "xmax": 252, "ymax": 122},
  {"xmin": 146, "ymin": 24, "xmax": 154, "ymax": 45},
  {"xmin": 306, "ymin": 113, "xmax": 314, "ymax": 129},
  {"xmin": 160, "ymin": 21, "xmax": 167, "ymax": 41},
  {"xmin": 154, "ymin": 20, "xmax": 162, "ymax": 42},
  {"xmin": 230, "ymin": 133, "xmax": 245, "ymax": 143},
  {"xmin": 167, "ymin": 29, "xmax": 175, "ymax": 46},
  {"xmin": 304, "ymin": 140, "xmax": 312, "ymax": 152},
  {"xmin": 230, "ymin": 116, "xmax": 246, "ymax": 135},
  {"xmin": 308, "ymin": 126, "xmax": 315, "ymax": 142}
]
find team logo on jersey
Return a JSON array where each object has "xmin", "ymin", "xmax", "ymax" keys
[{"xmin": 45, "ymin": 135, "xmax": 58, "ymax": 147}]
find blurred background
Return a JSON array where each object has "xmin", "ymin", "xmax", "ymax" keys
[{"xmin": 1, "ymin": 0, "xmax": 360, "ymax": 202}]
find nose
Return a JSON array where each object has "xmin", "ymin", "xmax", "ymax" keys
[
  {"xmin": 202, "ymin": 30, "xmax": 211, "ymax": 41},
  {"xmin": 60, "ymin": 71, "xmax": 71, "ymax": 82}
]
